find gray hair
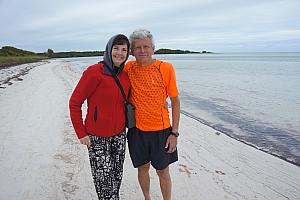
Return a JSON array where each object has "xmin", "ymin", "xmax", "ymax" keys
[{"xmin": 129, "ymin": 29, "xmax": 155, "ymax": 50}]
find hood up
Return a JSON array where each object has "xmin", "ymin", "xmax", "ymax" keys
[{"xmin": 102, "ymin": 34, "xmax": 129, "ymax": 76}]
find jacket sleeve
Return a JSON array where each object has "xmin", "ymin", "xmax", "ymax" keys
[{"xmin": 69, "ymin": 69, "xmax": 99, "ymax": 139}]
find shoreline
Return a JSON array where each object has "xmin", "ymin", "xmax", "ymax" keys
[
  {"xmin": 0, "ymin": 60, "xmax": 299, "ymax": 199},
  {"xmin": 181, "ymin": 110, "xmax": 300, "ymax": 168},
  {"xmin": 0, "ymin": 61, "xmax": 49, "ymax": 89}
]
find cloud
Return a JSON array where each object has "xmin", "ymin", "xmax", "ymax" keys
[{"xmin": 1, "ymin": 0, "xmax": 299, "ymax": 52}]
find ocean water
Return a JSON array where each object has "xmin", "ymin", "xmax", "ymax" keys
[{"xmin": 62, "ymin": 52, "xmax": 300, "ymax": 166}]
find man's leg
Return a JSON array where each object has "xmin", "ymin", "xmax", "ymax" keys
[
  {"xmin": 138, "ymin": 163, "xmax": 151, "ymax": 200},
  {"xmin": 156, "ymin": 166, "xmax": 172, "ymax": 200}
]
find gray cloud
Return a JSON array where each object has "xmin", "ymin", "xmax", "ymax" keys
[{"xmin": 1, "ymin": 0, "xmax": 299, "ymax": 52}]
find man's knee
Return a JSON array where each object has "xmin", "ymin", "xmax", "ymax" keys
[
  {"xmin": 156, "ymin": 166, "xmax": 170, "ymax": 178},
  {"xmin": 138, "ymin": 163, "xmax": 151, "ymax": 174}
]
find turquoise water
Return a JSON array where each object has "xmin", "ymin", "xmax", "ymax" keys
[{"xmin": 62, "ymin": 52, "xmax": 300, "ymax": 166}]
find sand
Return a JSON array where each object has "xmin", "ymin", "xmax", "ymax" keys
[{"xmin": 0, "ymin": 60, "xmax": 299, "ymax": 200}]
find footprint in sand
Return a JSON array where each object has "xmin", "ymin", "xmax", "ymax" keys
[
  {"xmin": 61, "ymin": 181, "xmax": 79, "ymax": 195},
  {"xmin": 54, "ymin": 153, "xmax": 75, "ymax": 164},
  {"xmin": 178, "ymin": 164, "xmax": 194, "ymax": 178}
]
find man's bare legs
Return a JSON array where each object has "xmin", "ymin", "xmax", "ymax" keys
[
  {"xmin": 138, "ymin": 163, "xmax": 151, "ymax": 200},
  {"xmin": 156, "ymin": 166, "xmax": 172, "ymax": 200},
  {"xmin": 138, "ymin": 164, "xmax": 172, "ymax": 200}
]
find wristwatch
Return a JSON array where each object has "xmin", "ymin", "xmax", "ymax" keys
[{"xmin": 170, "ymin": 131, "xmax": 179, "ymax": 137}]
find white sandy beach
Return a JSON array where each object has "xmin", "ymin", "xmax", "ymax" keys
[{"xmin": 0, "ymin": 60, "xmax": 299, "ymax": 200}]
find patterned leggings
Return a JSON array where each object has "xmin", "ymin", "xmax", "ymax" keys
[{"xmin": 88, "ymin": 131, "xmax": 126, "ymax": 200}]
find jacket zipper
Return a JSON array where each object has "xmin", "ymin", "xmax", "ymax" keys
[{"xmin": 94, "ymin": 106, "xmax": 98, "ymax": 122}]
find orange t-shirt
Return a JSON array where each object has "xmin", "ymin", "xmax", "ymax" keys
[{"xmin": 125, "ymin": 59, "xmax": 179, "ymax": 131}]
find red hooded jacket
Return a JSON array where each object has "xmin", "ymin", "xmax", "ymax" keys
[{"xmin": 69, "ymin": 62, "xmax": 130, "ymax": 138}]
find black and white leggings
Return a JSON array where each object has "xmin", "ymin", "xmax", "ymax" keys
[{"xmin": 88, "ymin": 131, "xmax": 126, "ymax": 200}]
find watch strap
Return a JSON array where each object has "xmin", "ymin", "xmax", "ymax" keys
[{"xmin": 170, "ymin": 131, "xmax": 179, "ymax": 137}]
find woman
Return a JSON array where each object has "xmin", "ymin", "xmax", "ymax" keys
[{"xmin": 69, "ymin": 34, "xmax": 130, "ymax": 199}]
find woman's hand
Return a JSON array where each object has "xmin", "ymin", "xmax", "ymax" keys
[{"xmin": 79, "ymin": 136, "xmax": 91, "ymax": 148}]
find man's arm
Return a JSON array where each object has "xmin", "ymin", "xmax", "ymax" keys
[
  {"xmin": 165, "ymin": 96, "xmax": 180, "ymax": 153},
  {"xmin": 170, "ymin": 96, "xmax": 180, "ymax": 133}
]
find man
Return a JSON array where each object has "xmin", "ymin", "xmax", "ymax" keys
[{"xmin": 125, "ymin": 29, "xmax": 180, "ymax": 200}]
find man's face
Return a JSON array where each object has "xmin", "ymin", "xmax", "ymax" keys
[{"xmin": 131, "ymin": 38, "xmax": 154, "ymax": 64}]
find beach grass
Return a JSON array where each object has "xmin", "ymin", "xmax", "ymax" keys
[{"xmin": 0, "ymin": 55, "xmax": 48, "ymax": 68}]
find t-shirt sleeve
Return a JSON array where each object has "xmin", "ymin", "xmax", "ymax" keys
[{"xmin": 162, "ymin": 63, "xmax": 179, "ymax": 97}]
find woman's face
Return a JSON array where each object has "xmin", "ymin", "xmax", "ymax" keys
[{"xmin": 111, "ymin": 44, "xmax": 128, "ymax": 67}]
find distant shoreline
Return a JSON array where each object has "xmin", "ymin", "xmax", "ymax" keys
[
  {"xmin": 0, "ymin": 52, "xmax": 214, "ymax": 69},
  {"xmin": 0, "ymin": 46, "xmax": 213, "ymax": 68}
]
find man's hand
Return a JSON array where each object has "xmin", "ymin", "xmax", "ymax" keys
[{"xmin": 165, "ymin": 135, "xmax": 178, "ymax": 153}]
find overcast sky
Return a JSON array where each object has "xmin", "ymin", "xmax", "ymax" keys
[{"xmin": 1, "ymin": 0, "xmax": 299, "ymax": 53}]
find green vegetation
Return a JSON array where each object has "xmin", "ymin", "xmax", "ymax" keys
[
  {"xmin": 155, "ymin": 48, "xmax": 201, "ymax": 54},
  {"xmin": 0, "ymin": 56, "xmax": 45, "ymax": 68},
  {"xmin": 47, "ymin": 48, "xmax": 54, "ymax": 58},
  {"xmin": 0, "ymin": 46, "xmax": 47, "ymax": 68},
  {"xmin": 154, "ymin": 49, "xmax": 212, "ymax": 54},
  {"xmin": 0, "ymin": 46, "xmax": 36, "ymax": 56}
]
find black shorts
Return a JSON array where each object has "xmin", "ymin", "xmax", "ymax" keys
[{"xmin": 127, "ymin": 127, "xmax": 178, "ymax": 170}]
